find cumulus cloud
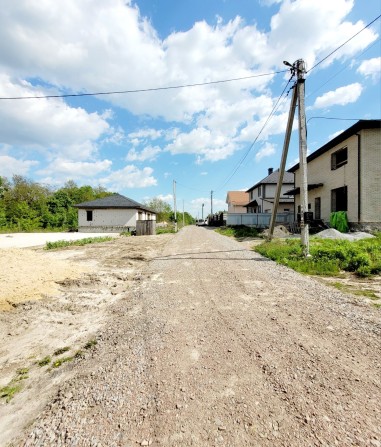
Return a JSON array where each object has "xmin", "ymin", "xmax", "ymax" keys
[
  {"xmin": 357, "ymin": 57, "xmax": 381, "ymax": 81},
  {"xmin": 100, "ymin": 165, "xmax": 157, "ymax": 189},
  {"xmin": 0, "ymin": 155, "xmax": 38, "ymax": 176},
  {"xmin": 313, "ymin": 83, "xmax": 363, "ymax": 108},
  {"xmin": 0, "ymin": 0, "xmax": 378, "ymax": 179},
  {"xmin": 255, "ymin": 142, "xmax": 276, "ymax": 161},
  {"xmin": 0, "ymin": 75, "xmax": 111, "ymax": 159},
  {"xmin": 126, "ymin": 145, "xmax": 162, "ymax": 162}
]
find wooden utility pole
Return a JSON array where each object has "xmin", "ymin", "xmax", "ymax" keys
[
  {"xmin": 296, "ymin": 59, "xmax": 310, "ymax": 256},
  {"xmin": 173, "ymin": 180, "xmax": 177, "ymax": 232},
  {"xmin": 182, "ymin": 199, "xmax": 185, "ymax": 227}
]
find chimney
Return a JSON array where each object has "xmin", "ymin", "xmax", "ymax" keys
[{"xmin": 268, "ymin": 167, "xmax": 273, "ymax": 175}]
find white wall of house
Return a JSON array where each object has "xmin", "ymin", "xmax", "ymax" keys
[
  {"xmin": 78, "ymin": 208, "xmax": 156, "ymax": 229},
  {"xmin": 293, "ymin": 128, "xmax": 380, "ymax": 224},
  {"xmin": 248, "ymin": 183, "xmax": 294, "ymax": 214}
]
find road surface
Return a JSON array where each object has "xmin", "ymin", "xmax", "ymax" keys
[{"xmin": 18, "ymin": 226, "xmax": 381, "ymax": 446}]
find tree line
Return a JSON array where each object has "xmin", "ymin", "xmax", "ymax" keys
[{"xmin": 0, "ymin": 175, "xmax": 194, "ymax": 232}]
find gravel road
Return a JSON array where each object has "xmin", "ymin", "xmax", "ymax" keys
[{"xmin": 18, "ymin": 226, "xmax": 381, "ymax": 446}]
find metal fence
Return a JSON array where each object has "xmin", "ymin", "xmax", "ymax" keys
[{"xmin": 226, "ymin": 212, "xmax": 294, "ymax": 228}]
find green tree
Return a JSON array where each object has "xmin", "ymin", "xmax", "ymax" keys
[{"xmin": 144, "ymin": 197, "xmax": 172, "ymax": 222}]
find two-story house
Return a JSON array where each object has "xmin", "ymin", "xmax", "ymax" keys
[
  {"xmin": 287, "ymin": 119, "xmax": 381, "ymax": 230},
  {"xmin": 245, "ymin": 168, "xmax": 295, "ymax": 214}
]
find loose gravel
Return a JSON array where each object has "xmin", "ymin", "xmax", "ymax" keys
[{"xmin": 10, "ymin": 227, "xmax": 381, "ymax": 446}]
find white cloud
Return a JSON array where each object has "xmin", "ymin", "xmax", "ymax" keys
[
  {"xmin": 126, "ymin": 145, "xmax": 162, "ymax": 162},
  {"xmin": 255, "ymin": 142, "xmax": 276, "ymax": 161},
  {"xmin": 100, "ymin": 165, "xmax": 157, "ymax": 189},
  {"xmin": 128, "ymin": 129, "xmax": 163, "ymax": 140},
  {"xmin": 36, "ymin": 158, "xmax": 112, "ymax": 185},
  {"xmin": 328, "ymin": 129, "xmax": 344, "ymax": 140},
  {"xmin": 313, "ymin": 83, "xmax": 363, "ymax": 109},
  {"xmin": 200, "ymin": 172, "xmax": 208, "ymax": 176},
  {"xmin": 165, "ymin": 127, "xmax": 237, "ymax": 162},
  {"xmin": 357, "ymin": 57, "xmax": 381, "ymax": 82},
  {"xmin": 0, "ymin": 75, "xmax": 111, "ymax": 159},
  {"xmin": 0, "ymin": 0, "xmax": 378, "ymax": 170},
  {"xmin": 0, "ymin": 155, "xmax": 38, "ymax": 176}
]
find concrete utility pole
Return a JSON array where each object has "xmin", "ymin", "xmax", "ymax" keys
[
  {"xmin": 182, "ymin": 199, "xmax": 185, "ymax": 227},
  {"xmin": 268, "ymin": 83, "xmax": 298, "ymax": 241},
  {"xmin": 296, "ymin": 59, "xmax": 310, "ymax": 257},
  {"xmin": 268, "ymin": 59, "xmax": 310, "ymax": 257},
  {"xmin": 210, "ymin": 190, "xmax": 213, "ymax": 216},
  {"xmin": 173, "ymin": 180, "xmax": 177, "ymax": 233},
  {"xmin": 202, "ymin": 203, "xmax": 204, "ymax": 221}
]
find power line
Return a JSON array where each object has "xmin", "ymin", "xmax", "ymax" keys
[
  {"xmin": 0, "ymin": 70, "xmax": 288, "ymax": 101},
  {"xmin": 306, "ymin": 38, "xmax": 380, "ymax": 101},
  {"xmin": 306, "ymin": 116, "xmax": 363, "ymax": 123},
  {"xmin": 307, "ymin": 14, "xmax": 381, "ymax": 73},
  {"xmin": 213, "ymin": 74, "xmax": 295, "ymax": 192}
]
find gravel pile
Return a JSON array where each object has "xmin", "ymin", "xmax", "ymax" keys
[{"xmin": 314, "ymin": 228, "xmax": 375, "ymax": 241}]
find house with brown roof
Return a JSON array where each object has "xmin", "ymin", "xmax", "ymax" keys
[
  {"xmin": 245, "ymin": 168, "xmax": 295, "ymax": 214},
  {"xmin": 287, "ymin": 120, "xmax": 381, "ymax": 230},
  {"xmin": 226, "ymin": 191, "xmax": 250, "ymax": 213},
  {"xmin": 74, "ymin": 193, "xmax": 156, "ymax": 233}
]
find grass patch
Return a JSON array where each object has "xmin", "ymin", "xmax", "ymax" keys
[
  {"xmin": 0, "ymin": 383, "xmax": 23, "ymax": 402},
  {"xmin": 37, "ymin": 356, "xmax": 51, "ymax": 367},
  {"xmin": 215, "ymin": 226, "xmax": 260, "ymax": 239},
  {"xmin": 331, "ymin": 282, "xmax": 378, "ymax": 299},
  {"xmin": 255, "ymin": 233, "xmax": 381, "ymax": 277},
  {"xmin": 45, "ymin": 236, "xmax": 113, "ymax": 250},
  {"xmin": 53, "ymin": 346, "xmax": 70, "ymax": 356},
  {"xmin": 156, "ymin": 226, "xmax": 176, "ymax": 234},
  {"xmin": 0, "ymin": 367, "xmax": 29, "ymax": 402},
  {"xmin": 52, "ymin": 356, "xmax": 74, "ymax": 368}
]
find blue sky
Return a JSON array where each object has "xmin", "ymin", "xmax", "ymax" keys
[{"xmin": 0, "ymin": 0, "xmax": 380, "ymax": 217}]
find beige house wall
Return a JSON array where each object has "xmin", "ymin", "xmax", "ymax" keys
[
  {"xmin": 360, "ymin": 128, "xmax": 381, "ymax": 222},
  {"xmin": 293, "ymin": 128, "xmax": 380, "ymax": 224},
  {"xmin": 227, "ymin": 204, "xmax": 247, "ymax": 213}
]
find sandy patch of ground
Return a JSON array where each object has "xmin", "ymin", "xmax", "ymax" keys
[
  {"xmin": 0, "ymin": 235, "xmax": 172, "ymax": 446},
  {"xmin": 0, "ymin": 232, "xmax": 119, "ymax": 249},
  {"xmin": 0, "ymin": 248, "xmax": 88, "ymax": 311}
]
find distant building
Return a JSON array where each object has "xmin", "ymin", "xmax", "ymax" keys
[
  {"xmin": 287, "ymin": 119, "xmax": 381, "ymax": 231},
  {"xmin": 245, "ymin": 168, "xmax": 294, "ymax": 214},
  {"xmin": 226, "ymin": 191, "xmax": 250, "ymax": 213},
  {"xmin": 74, "ymin": 193, "xmax": 156, "ymax": 233}
]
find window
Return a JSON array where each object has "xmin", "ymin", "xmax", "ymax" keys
[
  {"xmin": 86, "ymin": 210, "xmax": 93, "ymax": 221},
  {"xmin": 315, "ymin": 197, "xmax": 321, "ymax": 220},
  {"xmin": 331, "ymin": 186, "xmax": 347, "ymax": 212},
  {"xmin": 331, "ymin": 147, "xmax": 348, "ymax": 170},
  {"xmin": 284, "ymin": 208, "xmax": 290, "ymax": 212}
]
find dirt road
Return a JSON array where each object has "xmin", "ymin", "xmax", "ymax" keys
[{"xmin": 5, "ymin": 226, "xmax": 381, "ymax": 446}]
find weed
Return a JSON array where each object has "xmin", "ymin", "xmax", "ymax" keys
[
  {"xmin": 255, "ymin": 236, "xmax": 381, "ymax": 277},
  {"xmin": 0, "ymin": 384, "xmax": 22, "ymax": 403},
  {"xmin": 53, "ymin": 346, "xmax": 70, "ymax": 356},
  {"xmin": 52, "ymin": 356, "xmax": 74, "ymax": 368},
  {"xmin": 16, "ymin": 367, "xmax": 29, "ymax": 376},
  {"xmin": 45, "ymin": 237, "xmax": 113, "ymax": 250},
  {"xmin": 156, "ymin": 226, "xmax": 176, "ymax": 234},
  {"xmin": 331, "ymin": 283, "xmax": 378, "ymax": 299},
  {"xmin": 37, "ymin": 356, "xmax": 51, "ymax": 367},
  {"xmin": 84, "ymin": 339, "xmax": 97, "ymax": 350}
]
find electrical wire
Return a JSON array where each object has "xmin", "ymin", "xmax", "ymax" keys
[
  {"xmin": 213, "ymin": 74, "xmax": 295, "ymax": 192},
  {"xmin": 307, "ymin": 116, "xmax": 364, "ymax": 123},
  {"xmin": 307, "ymin": 14, "xmax": 381, "ymax": 73},
  {"xmin": 306, "ymin": 38, "xmax": 380, "ymax": 101},
  {"xmin": 0, "ymin": 70, "xmax": 288, "ymax": 100}
]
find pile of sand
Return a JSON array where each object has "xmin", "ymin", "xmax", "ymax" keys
[
  {"xmin": 0, "ymin": 248, "xmax": 87, "ymax": 311},
  {"xmin": 313, "ymin": 228, "xmax": 375, "ymax": 241},
  {"xmin": 262, "ymin": 225, "xmax": 290, "ymax": 238}
]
